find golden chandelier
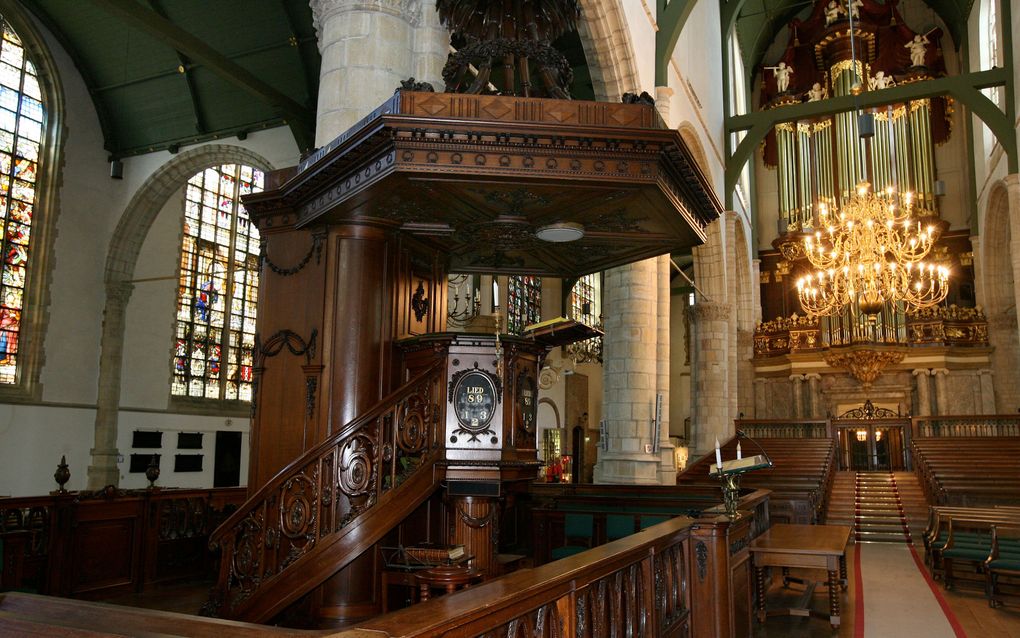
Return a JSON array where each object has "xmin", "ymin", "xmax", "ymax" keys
[{"xmin": 795, "ymin": 182, "xmax": 949, "ymax": 317}]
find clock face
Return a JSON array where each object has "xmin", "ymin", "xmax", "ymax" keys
[{"xmin": 453, "ymin": 370, "xmax": 497, "ymax": 433}]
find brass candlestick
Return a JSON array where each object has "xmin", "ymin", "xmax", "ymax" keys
[{"xmin": 718, "ymin": 471, "xmax": 741, "ymax": 518}]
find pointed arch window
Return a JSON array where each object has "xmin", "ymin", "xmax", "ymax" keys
[
  {"xmin": 171, "ymin": 164, "xmax": 264, "ymax": 401},
  {"xmin": 507, "ymin": 275, "xmax": 541, "ymax": 334},
  {"xmin": 0, "ymin": 19, "xmax": 44, "ymax": 385},
  {"xmin": 567, "ymin": 272, "xmax": 603, "ymax": 364}
]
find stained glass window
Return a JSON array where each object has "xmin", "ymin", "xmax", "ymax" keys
[
  {"xmin": 987, "ymin": 0, "xmax": 1001, "ymax": 106},
  {"xmin": 507, "ymin": 275, "xmax": 541, "ymax": 334},
  {"xmin": 0, "ymin": 19, "xmax": 41, "ymax": 385},
  {"xmin": 172, "ymin": 164, "xmax": 263, "ymax": 401},
  {"xmin": 567, "ymin": 273, "xmax": 603, "ymax": 363}
]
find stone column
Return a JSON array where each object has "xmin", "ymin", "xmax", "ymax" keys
[
  {"xmin": 654, "ymin": 86, "xmax": 674, "ymax": 124},
  {"xmin": 805, "ymin": 373, "xmax": 822, "ymax": 418},
  {"xmin": 687, "ymin": 302, "xmax": 733, "ymax": 456},
  {"xmin": 753, "ymin": 378, "xmax": 767, "ymax": 418},
  {"xmin": 789, "ymin": 374, "xmax": 805, "ymax": 418},
  {"xmin": 978, "ymin": 369, "xmax": 996, "ymax": 413},
  {"xmin": 656, "ymin": 255, "xmax": 676, "ymax": 484},
  {"xmin": 311, "ymin": 0, "xmax": 448, "ymax": 145},
  {"xmin": 913, "ymin": 369, "xmax": 932, "ymax": 416},
  {"xmin": 595, "ymin": 259, "xmax": 665, "ymax": 484},
  {"xmin": 932, "ymin": 368, "xmax": 950, "ymax": 415},
  {"xmin": 1004, "ymin": 175, "xmax": 1020, "ymax": 342},
  {"xmin": 87, "ymin": 281, "xmax": 134, "ymax": 489}
]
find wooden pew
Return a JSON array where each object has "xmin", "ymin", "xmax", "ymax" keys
[
  {"xmin": 678, "ymin": 437, "xmax": 836, "ymax": 525},
  {"xmin": 911, "ymin": 438, "xmax": 1020, "ymax": 506},
  {"xmin": 922, "ymin": 506, "xmax": 1020, "ymax": 590}
]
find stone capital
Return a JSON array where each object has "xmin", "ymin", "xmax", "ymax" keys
[
  {"xmin": 931, "ymin": 367, "xmax": 949, "ymax": 376},
  {"xmin": 789, "ymin": 373, "xmax": 806, "ymax": 382},
  {"xmin": 912, "ymin": 368, "xmax": 932, "ymax": 377},
  {"xmin": 804, "ymin": 373, "xmax": 822, "ymax": 381},
  {"xmin": 310, "ymin": 0, "xmax": 422, "ymax": 34},
  {"xmin": 687, "ymin": 301, "xmax": 732, "ymax": 322}
]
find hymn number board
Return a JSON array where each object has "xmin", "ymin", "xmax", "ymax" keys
[{"xmin": 450, "ymin": 366, "xmax": 501, "ymax": 444}]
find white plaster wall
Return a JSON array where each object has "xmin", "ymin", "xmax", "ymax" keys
[
  {"xmin": 0, "ymin": 13, "xmax": 299, "ymax": 496},
  {"xmin": 620, "ymin": 1, "xmax": 656, "ymax": 94},
  {"xmin": 115, "ymin": 410, "xmax": 249, "ymax": 490},
  {"xmin": 669, "ymin": 0, "xmax": 726, "ymax": 199},
  {"xmin": 0, "ymin": 404, "xmax": 93, "ymax": 495}
]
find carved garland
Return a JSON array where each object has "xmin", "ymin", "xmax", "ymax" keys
[{"xmin": 259, "ymin": 231, "xmax": 325, "ymax": 277}]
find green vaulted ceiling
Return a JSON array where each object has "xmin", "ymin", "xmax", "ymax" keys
[
  {"xmin": 26, "ymin": 0, "xmax": 320, "ymax": 158},
  {"xmin": 732, "ymin": 0, "xmax": 976, "ymax": 77}
]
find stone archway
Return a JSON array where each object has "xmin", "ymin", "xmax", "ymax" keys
[
  {"xmin": 576, "ymin": 0, "xmax": 641, "ymax": 101},
  {"xmin": 678, "ymin": 123, "xmax": 712, "ymax": 185},
  {"xmin": 981, "ymin": 180, "xmax": 1019, "ymax": 412},
  {"xmin": 87, "ymin": 145, "xmax": 275, "ymax": 488}
]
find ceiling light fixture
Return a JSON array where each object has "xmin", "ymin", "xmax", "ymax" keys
[{"xmin": 535, "ymin": 222, "xmax": 584, "ymax": 242}]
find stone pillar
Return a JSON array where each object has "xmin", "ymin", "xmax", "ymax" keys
[
  {"xmin": 87, "ymin": 281, "xmax": 134, "ymax": 489},
  {"xmin": 1005, "ymin": 175, "xmax": 1020, "ymax": 311},
  {"xmin": 687, "ymin": 302, "xmax": 733, "ymax": 456},
  {"xmin": 932, "ymin": 368, "xmax": 950, "ymax": 415},
  {"xmin": 311, "ymin": 0, "xmax": 448, "ymax": 145},
  {"xmin": 913, "ymin": 369, "xmax": 933, "ymax": 416},
  {"xmin": 805, "ymin": 373, "xmax": 822, "ymax": 418},
  {"xmin": 595, "ymin": 259, "xmax": 665, "ymax": 484},
  {"xmin": 737, "ymin": 329, "xmax": 755, "ymax": 417},
  {"xmin": 789, "ymin": 374, "xmax": 805, "ymax": 418},
  {"xmin": 654, "ymin": 86, "xmax": 674, "ymax": 124},
  {"xmin": 656, "ymin": 255, "xmax": 676, "ymax": 484},
  {"xmin": 978, "ymin": 369, "xmax": 996, "ymax": 413},
  {"xmin": 753, "ymin": 378, "xmax": 767, "ymax": 418}
]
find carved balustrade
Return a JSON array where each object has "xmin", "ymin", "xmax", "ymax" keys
[
  {"xmin": 0, "ymin": 487, "xmax": 245, "ymax": 596},
  {"xmin": 735, "ymin": 419, "xmax": 830, "ymax": 439},
  {"xmin": 754, "ymin": 305, "xmax": 989, "ymax": 358},
  {"xmin": 206, "ymin": 360, "xmax": 446, "ymax": 620},
  {"xmin": 912, "ymin": 414, "xmax": 1020, "ymax": 438},
  {"xmin": 752, "ymin": 315, "xmax": 821, "ymax": 357}
]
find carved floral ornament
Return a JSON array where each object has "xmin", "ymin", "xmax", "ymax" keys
[{"xmin": 822, "ymin": 347, "xmax": 906, "ymax": 387}]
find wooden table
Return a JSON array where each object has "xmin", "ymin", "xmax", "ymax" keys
[{"xmin": 749, "ymin": 523, "xmax": 850, "ymax": 630}]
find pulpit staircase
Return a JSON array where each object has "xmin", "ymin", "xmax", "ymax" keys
[{"xmin": 204, "ymin": 361, "xmax": 447, "ymax": 623}]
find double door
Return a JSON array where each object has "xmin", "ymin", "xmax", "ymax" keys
[{"xmin": 836, "ymin": 421, "xmax": 909, "ymax": 471}]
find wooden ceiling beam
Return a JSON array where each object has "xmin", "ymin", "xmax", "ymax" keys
[
  {"xmin": 146, "ymin": 0, "xmax": 207, "ymax": 135},
  {"xmin": 86, "ymin": 0, "xmax": 314, "ymax": 149}
]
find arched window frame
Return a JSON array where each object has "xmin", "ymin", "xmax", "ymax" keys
[
  {"xmin": 507, "ymin": 275, "xmax": 541, "ymax": 335},
  {"xmin": 170, "ymin": 163, "xmax": 264, "ymax": 408},
  {"xmin": 983, "ymin": 0, "xmax": 1001, "ymax": 106},
  {"xmin": 0, "ymin": 2, "xmax": 65, "ymax": 401}
]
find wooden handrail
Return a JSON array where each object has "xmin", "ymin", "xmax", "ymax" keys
[
  {"xmin": 1, "ymin": 506, "xmax": 755, "ymax": 637},
  {"xmin": 206, "ymin": 359, "xmax": 447, "ymax": 622}
]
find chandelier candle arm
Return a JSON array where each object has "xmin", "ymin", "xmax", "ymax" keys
[{"xmin": 795, "ymin": 182, "xmax": 949, "ymax": 317}]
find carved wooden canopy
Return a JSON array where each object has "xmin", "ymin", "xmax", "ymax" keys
[{"xmin": 245, "ymin": 90, "xmax": 722, "ymax": 277}]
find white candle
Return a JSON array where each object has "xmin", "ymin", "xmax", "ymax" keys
[
  {"xmin": 715, "ymin": 437, "xmax": 723, "ymax": 468},
  {"xmin": 736, "ymin": 441, "xmax": 742, "ymax": 460}
]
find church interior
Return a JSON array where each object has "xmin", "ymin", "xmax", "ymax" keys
[{"xmin": 0, "ymin": 0, "xmax": 1019, "ymax": 635}]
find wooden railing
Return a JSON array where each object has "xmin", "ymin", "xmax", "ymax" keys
[
  {"xmin": 206, "ymin": 360, "xmax": 447, "ymax": 623},
  {"xmin": 0, "ymin": 487, "xmax": 245, "ymax": 597},
  {"xmin": 1, "ymin": 508, "xmax": 754, "ymax": 637},
  {"xmin": 911, "ymin": 414, "xmax": 1020, "ymax": 438},
  {"xmin": 736, "ymin": 418, "xmax": 830, "ymax": 439}
]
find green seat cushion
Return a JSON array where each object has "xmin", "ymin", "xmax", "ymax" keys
[
  {"xmin": 606, "ymin": 515, "xmax": 635, "ymax": 541},
  {"xmin": 551, "ymin": 545, "xmax": 588, "ymax": 560},
  {"xmin": 988, "ymin": 559, "xmax": 1020, "ymax": 572},
  {"xmin": 640, "ymin": 515, "xmax": 670, "ymax": 530},
  {"xmin": 944, "ymin": 547, "xmax": 990, "ymax": 561},
  {"xmin": 564, "ymin": 514, "xmax": 594, "ymax": 538}
]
